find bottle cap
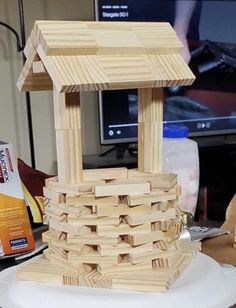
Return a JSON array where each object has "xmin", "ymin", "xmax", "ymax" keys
[{"xmin": 163, "ymin": 124, "xmax": 189, "ymax": 138}]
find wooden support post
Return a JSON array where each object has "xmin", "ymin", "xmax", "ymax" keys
[
  {"xmin": 138, "ymin": 88, "xmax": 163, "ymax": 173},
  {"xmin": 53, "ymin": 86, "xmax": 83, "ymax": 184}
]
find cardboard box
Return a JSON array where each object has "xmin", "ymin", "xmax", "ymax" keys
[{"xmin": 0, "ymin": 141, "xmax": 35, "ymax": 256}]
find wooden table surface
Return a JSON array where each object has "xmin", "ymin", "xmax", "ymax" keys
[{"xmin": 201, "ymin": 194, "xmax": 236, "ymax": 265}]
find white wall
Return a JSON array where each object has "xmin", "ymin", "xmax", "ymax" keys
[{"xmin": 0, "ymin": 0, "xmax": 99, "ymax": 175}]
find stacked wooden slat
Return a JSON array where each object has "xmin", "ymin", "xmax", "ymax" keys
[
  {"xmin": 17, "ymin": 21, "xmax": 195, "ymax": 93},
  {"xmin": 16, "ymin": 20, "xmax": 198, "ymax": 293},
  {"xmin": 17, "ymin": 168, "xmax": 200, "ymax": 292}
]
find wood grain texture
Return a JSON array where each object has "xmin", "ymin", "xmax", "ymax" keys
[
  {"xmin": 138, "ymin": 88, "xmax": 163, "ymax": 173},
  {"xmin": 16, "ymin": 20, "xmax": 199, "ymax": 293},
  {"xmin": 34, "ymin": 21, "xmax": 182, "ymax": 56},
  {"xmin": 40, "ymin": 53, "xmax": 194, "ymax": 93},
  {"xmin": 18, "ymin": 21, "xmax": 195, "ymax": 92}
]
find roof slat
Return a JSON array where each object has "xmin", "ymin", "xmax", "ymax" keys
[
  {"xmin": 34, "ymin": 21, "xmax": 182, "ymax": 56},
  {"xmin": 17, "ymin": 21, "xmax": 195, "ymax": 92},
  {"xmin": 41, "ymin": 54, "xmax": 194, "ymax": 93}
]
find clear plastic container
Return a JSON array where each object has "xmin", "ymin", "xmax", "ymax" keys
[{"xmin": 162, "ymin": 124, "xmax": 199, "ymax": 215}]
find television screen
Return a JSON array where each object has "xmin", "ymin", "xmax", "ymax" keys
[{"xmin": 96, "ymin": 0, "xmax": 236, "ymax": 145}]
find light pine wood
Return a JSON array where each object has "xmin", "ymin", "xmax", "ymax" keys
[
  {"xmin": 47, "ymin": 202, "xmax": 92, "ymax": 216},
  {"xmin": 49, "ymin": 218, "xmax": 91, "ymax": 236},
  {"xmin": 65, "ymin": 194, "xmax": 119, "ymax": 207},
  {"xmin": 97, "ymin": 223, "xmax": 151, "ymax": 237},
  {"xmin": 34, "ymin": 53, "xmax": 194, "ymax": 93},
  {"xmin": 53, "ymin": 87, "xmax": 83, "ymax": 184},
  {"xmin": 43, "ymin": 186, "xmax": 65, "ymax": 203},
  {"xmin": 221, "ymin": 194, "xmax": 236, "ymax": 234},
  {"xmin": 45, "ymin": 177, "xmax": 105, "ymax": 194},
  {"xmin": 66, "ymin": 233, "xmax": 119, "ymax": 246},
  {"xmin": 32, "ymin": 60, "xmax": 46, "ymax": 73},
  {"xmin": 17, "ymin": 53, "xmax": 53, "ymax": 92},
  {"xmin": 98, "ymin": 242, "xmax": 153, "ymax": 257},
  {"xmin": 98, "ymin": 261, "xmax": 152, "ymax": 275},
  {"xmin": 34, "ymin": 21, "xmax": 182, "ymax": 56},
  {"xmin": 16, "ymin": 20, "xmax": 198, "ymax": 293},
  {"xmin": 127, "ymin": 188, "xmax": 177, "ymax": 206},
  {"xmin": 67, "ymin": 214, "xmax": 120, "ymax": 226},
  {"xmin": 83, "ymin": 167, "xmax": 128, "ymax": 181},
  {"xmin": 94, "ymin": 180, "xmax": 150, "ymax": 197},
  {"xmin": 16, "ymin": 253, "xmax": 195, "ymax": 292},
  {"xmin": 53, "ymin": 88, "xmax": 81, "ymax": 130},
  {"xmin": 67, "ymin": 251, "xmax": 118, "ymax": 264},
  {"xmin": 138, "ymin": 88, "xmax": 163, "ymax": 173},
  {"xmin": 55, "ymin": 129, "xmax": 83, "ymax": 184},
  {"xmin": 126, "ymin": 207, "xmax": 177, "ymax": 226},
  {"xmin": 16, "ymin": 258, "xmax": 67, "ymax": 284},
  {"xmin": 96, "ymin": 202, "xmax": 152, "ymax": 217},
  {"xmin": 128, "ymin": 170, "xmax": 177, "ymax": 190},
  {"xmin": 18, "ymin": 21, "xmax": 195, "ymax": 93}
]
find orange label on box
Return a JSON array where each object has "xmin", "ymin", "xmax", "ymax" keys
[
  {"xmin": 0, "ymin": 193, "xmax": 35, "ymax": 255},
  {"xmin": 0, "ymin": 142, "xmax": 35, "ymax": 256}
]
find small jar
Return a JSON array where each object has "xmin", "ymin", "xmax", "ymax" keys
[{"xmin": 162, "ymin": 124, "xmax": 199, "ymax": 215}]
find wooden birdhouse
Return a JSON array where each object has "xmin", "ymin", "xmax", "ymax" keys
[{"xmin": 16, "ymin": 21, "xmax": 199, "ymax": 292}]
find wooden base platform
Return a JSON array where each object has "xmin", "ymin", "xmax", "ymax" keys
[
  {"xmin": 17, "ymin": 169, "xmax": 200, "ymax": 292},
  {"xmin": 17, "ymin": 241, "xmax": 199, "ymax": 293}
]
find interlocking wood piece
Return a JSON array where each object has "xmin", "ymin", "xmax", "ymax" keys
[
  {"xmin": 98, "ymin": 261, "xmax": 152, "ymax": 275},
  {"xmin": 83, "ymin": 167, "xmax": 128, "ymax": 181},
  {"xmin": 43, "ymin": 186, "xmax": 65, "ymax": 203},
  {"xmin": 16, "ymin": 19, "xmax": 198, "ymax": 293},
  {"xmin": 138, "ymin": 88, "xmax": 163, "ymax": 173},
  {"xmin": 128, "ymin": 170, "xmax": 178, "ymax": 190},
  {"xmin": 47, "ymin": 252, "xmax": 85, "ymax": 272},
  {"xmin": 112, "ymin": 270, "xmax": 173, "ymax": 293},
  {"xmin": 49, "ymin": 218, "xmax": 91, "ymax": 235},
  {"xmin": 55, "ymin": 129, "xmax": 82, "ymax": 184},
  {"xmin": 45, "ymin": 177, "xmax": 105, "ymax": 194},
  {"xmin": 16, "ymin": 241, "xmax": 198, "ymax": 292},
  {"xmin": 43, "ymin": 230, "xmax": 94, "ymax": 254},
  {"xmin": 47, "ymin": 202, "xmax": 92, "ymax": 216},
  {"xmin": 16, "ymin": 257, "xmax": 66, "ymax": 284},
  {"xmin": 49, "ymin": 245, "xmax": 68, "ymax": 260},
  {"xmin": 32, "ymin": 60, "xmax": 46, "ymax": 73},
  {"xmin": 63, "ymin": 271, "xmax": 79, "ymax": 286},
  {"xmin": 130, "ymin": 230, "xmax": 164, "ymax": 246},
  {"xmin": 67, "ymin": 251, "xmax": 118, "ymax": 264},
  {"xmin": 67, "ymin": 214, "xmax": 120, "ymax": 226},
  {"xmin": 125, "ymin": 207, "xmax": 177, "ymax": 226},
  {"xmin": 34, "ymin": 21, "xmax": 182, "ymax": 56},
  {"xmin": 45, "ymin": 206, "xmax": 67, "ymax": 221},
  {"xmin": 17, "ymin": 53, "xmax": 53, "ymax": 92},
  {"xmin": 65, "ymin": 194, "xmax": 119, "ymax": 207},
  {"xmin": 98, "ymin": 242, "xmax": 153, "ymax": 256},
  {"xmin": 96, "ymin": 202, "xmax": 152, "ymax": 217},
  {"xmin": 130, "ymin": 249, "xmax": 180, "ymax": 265},
  {"xmin": 151, "ymin": 200, "xmax": 173, "ymax": 212},
  {"xmin": 18, "ymin": 21, "xmax": 195, "ymax": 93},
  {"xmin": 127, "ymin": 188, "xmax": 177, "ymax": 206},
  {"xmin": 94, "ymin": 180, "xmax": 150, "ymax": 197},
  {"xmin": 78, "ymin": 269, "xmax": 113, "ymax": 289},
  {"xmin": 97, "ymin": 222, "xmax": 151, "ymax": 237},
  {"xmin": 154, "ymin": 237, "xmax": 179, "ymax": 251},
  {"xmin": 67, "ymin": 233, "xmax": 119, "ymax": 246}
]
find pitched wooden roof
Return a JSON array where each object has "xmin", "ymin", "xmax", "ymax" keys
[{"xmin": 17, "ymin": 21, "xmax": 195, "ymax": 93}]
